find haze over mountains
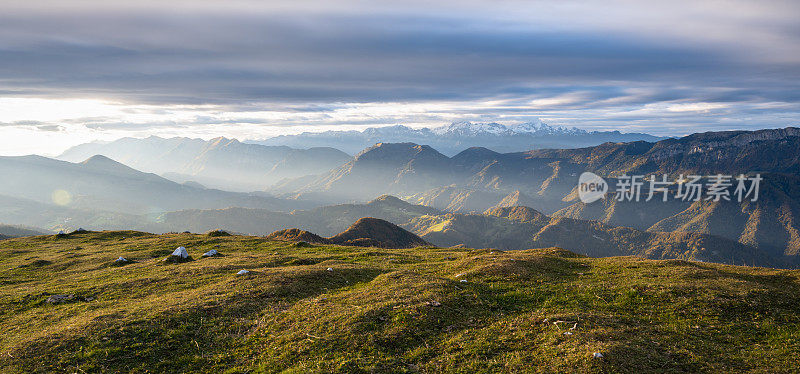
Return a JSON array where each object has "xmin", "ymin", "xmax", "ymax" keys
[
  {"xmin": 265, "ymin": 126, "xmax": 800, "ymax": 262},
  {"xmin": 167, "ymin": 195, "xmax": 783, "ymax": 267},
  {"xmin": 0, "ymin": 153, "xmax": 318, "ymax": 231},
  {"xmin": 255, "ymin": 120, "xmax": 664, "ymax": 155},
  {"xmin": 3, "ymin": 124, "xmax": 800, "ymax": 268},
  {"xmin": 59, "ymin": 136, "xmax": 351, "ymax": 191},
  {"xmin": 56, "ymin": 120, "xmax": 660, "ymax": 192}
]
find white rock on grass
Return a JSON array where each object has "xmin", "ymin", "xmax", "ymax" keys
[
  {"xmin": 593, "ymin": 352, "xmax": 603, "ymax": 359},
  {"xmin": 237, "ymin": 269, "xmax": 251, "ymax": 276},
  {"xmin": 327, "ymin": 267, "xmax": 333, "ymax": 271},
  {"xmin": 172, "ymin": 246, "xmax": 189, "ymax": 258},
  {"xmin": 115, "ymin": 257, "xmax": 128, "ymax": 263},
  {"xmin": 202, "ymin": 249, "xmax": 219, "ymax": 257}
]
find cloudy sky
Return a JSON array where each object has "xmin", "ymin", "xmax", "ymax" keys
[{"xmin": 1, "ymin": 0, "xmax": 799, "ymax": 155}]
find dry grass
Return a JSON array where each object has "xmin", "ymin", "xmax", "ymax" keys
[{"xmin": 1, "ymin": 231, "xmax": 800, "ymax": 373}]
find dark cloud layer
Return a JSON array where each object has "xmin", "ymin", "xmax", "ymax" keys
[{"xmin": 0, "ymin": 0, "xmax": 799, "ymax": 136}]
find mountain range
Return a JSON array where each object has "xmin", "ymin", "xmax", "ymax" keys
[
  {"xmin": 2, "ymin": 188, "xmax": 782, "ymax": 266},
  {"xmin": 0, "ymin": 224, "xmax": 49, "ymax": 238},
  {"xmin": 58, "ymin": 136, "xmax": 351, "ymax": 191},
  {"xmin": 268, "ymin": 140, "xmax": 586, "ymax": 211},
  {"xmin": 0, "ymin": 154, "xmax": 319, "ymax": 231},
  {"xmin": 253, "ymin": 120, "xmax": 664, "ymax": 155},
  {"xmin": 264, "ymin": 127, "xmax": 800, "ymax": 259},
  {"xmin": 4, "ymin": 125, "xmax": 800, "ymax": 268}
]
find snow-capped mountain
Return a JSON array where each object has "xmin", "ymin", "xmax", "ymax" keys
[
  {"xmin": 432, "ymin": 121, "xmax": 510, "ymax": 136},
  {"xmin": 431, "ymin": 120, "xmax": 588, "ymax": 137},
  {"xmin": 254, "ymin": 120, "xmax": 664, "ymax": 155},
  {"xmin": 508, "ymin": 119, "xmax": 587, "ymax": 136}
]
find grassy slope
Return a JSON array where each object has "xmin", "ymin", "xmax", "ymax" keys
[{"xmin": 1, "ymin": 232, "xmax": 800, "ymax": 373}]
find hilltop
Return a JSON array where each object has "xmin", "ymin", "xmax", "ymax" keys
[
  {"xmin": 1, "ymin": 231, "xmax": 799, "ymax": 372},
  {"xmin": 266, "ymin": 217, "xmax": 431, "ymax": 248}
]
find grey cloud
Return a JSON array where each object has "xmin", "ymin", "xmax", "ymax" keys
[
  {"xmin": 0, "ymin": 9, "xmax": 795, "ymax": 105},
  {"xmin": 0, "ymin": 1, "xmax": 798, "ymax": 136}
]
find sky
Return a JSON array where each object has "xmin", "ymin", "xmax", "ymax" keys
[{"xmin": 1, "ymin": 0, "xmax": 799, "ymax": 155}]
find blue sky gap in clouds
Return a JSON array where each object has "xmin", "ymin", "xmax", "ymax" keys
[{"xmin": 0, "ymin": 0, "xmax": 798, "ymax": 154}]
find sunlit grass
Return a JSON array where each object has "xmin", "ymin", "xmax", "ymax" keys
[{"xmin": 1, "ymin": 231, "xmax": 799, "ymax": 372}]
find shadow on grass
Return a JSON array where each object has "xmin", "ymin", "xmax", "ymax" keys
[{"xmin": 3, "ymin": 266, "xmax": 388, "ymax": 373}]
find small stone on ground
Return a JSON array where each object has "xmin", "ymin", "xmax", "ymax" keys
[{"xmin": 172, "ymin": 246, "xmax": 189, "ymax": 258}]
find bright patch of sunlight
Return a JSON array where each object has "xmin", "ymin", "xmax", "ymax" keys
[{"xmin": 51, "ymin": 189, "xmax": 72, "ymax": 206}]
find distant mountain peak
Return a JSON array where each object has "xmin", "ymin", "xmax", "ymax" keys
[
  {"xmin": 484, "ymin": 205, "xmax": 547, "ymax": 223},
  {"xmin": 59, "ymin": 136, "xmax": 351, "ymax": 192},
  {"xmin": 429, "ymin": 119, "xmax": 586, "ymax": 137},
  {"xmin": 432, "ymin": 121, "xmax": 508, "ymax": 136},
  {"xmin": 453, "ymin": 147, "xmax": 502, "ymax": 158},
  {"xmin": 355, "ymin": 142, "xmax": 446, "ymax": 162},
  {"xmin": 511, "ymin": 120, "xmax": 587, "ymax": 135},
  {"xmin": 362, "ymin": 125, "xmax": 420, "ymax": 136},
  {"xmin": 80, "ymin": 155, "xmax": 139, "ymax": 174},
  {"xmin": 251, "ymin": 119, "xmax": 664, "ymax": 155},
  {"xmin": 208, "ymin": 136, "xmax": 239, "ymax": 147},
  {"xmin": 81, "ymin": 154, "xmax": 117, "ymax": 164},
  {"xmin": 369, "ymin": 195, "xmax": 409, "ymax": 206}
]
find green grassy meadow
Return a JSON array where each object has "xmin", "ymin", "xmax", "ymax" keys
[{"xmin": 1, "ymin": 231, "xmax": 799, "ymax": 373}]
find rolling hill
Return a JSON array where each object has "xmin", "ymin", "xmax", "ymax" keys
[
  {"xmin": 6, "ymin": 127, "xmax": 800, "ymax": 268},
  {"xmin": 0, "ymin": 224, "xmax": 49, "ymax": 238},
  {"xmin": 271, "ymin": 142, "xmax": 583, "ymax": 209},
  {"xmin": 0, "ymin": 154, "xmax": 315, "ymax": 220},
  {"xmin": 274, "ymin": 127, "xmax": 800, "ymax": 211},
  {"xmin": 526, "ymin": 127, "xmax": 800, "ymax": 176},
  {"xmin": 407, "ymin": 206, "xmax": 783, "ymax": 267},
  {"xmin": 1, "ymin": 231, "xmax": 799, "ymax": 372},
  {"xmin": 269, "ymin": 127, "xmax": 800, "ymax": 261},
  {"xmin": 59, "ymin": 136, "xmax": 351, "ymax": 191},
  {"xmin": 281, "ymin": 143, "xmax": 455, "ymax": 202},
  {"xmin": 267, "ymin": 217, "xmax": 431, "ymax": 248},
  {"xmin": 136, "ymin": 196, "xmax": 797, "ymax": 268},
  {"xmin": 554, "ymin": 173, "xmax": 800, "ymax": 257}
]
